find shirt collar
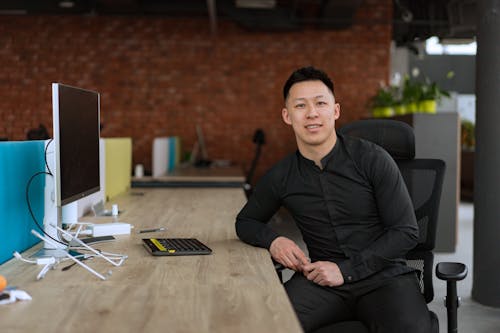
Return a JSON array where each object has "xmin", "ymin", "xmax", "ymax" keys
[
  {"xmin": 296, "ymin": 133, "xmax": 342, "ymax": 169},
  {"xmin": 320, "ymin": 134, "xmax": 341, "ymax": 168}
]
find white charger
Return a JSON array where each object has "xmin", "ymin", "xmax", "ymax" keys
[{"xmin": 90, "ymin": 222, "xmax": 131, "ymax": 237}]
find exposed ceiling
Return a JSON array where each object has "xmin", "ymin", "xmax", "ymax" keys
[
  {"xmin": 0, "ymin": 0, "xmax": 477, "ymax": 46},
  {"xmin": 393, "ymin": 0, "xmax": 477, "ymax": 46}
]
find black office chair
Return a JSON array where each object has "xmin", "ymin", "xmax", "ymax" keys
[
  {"xmin": 339, "ymin": 119, "xmax": 467, "ymax": 333},
  {"xmin": 243, "ymin": 129, "xmax": 265, "ymax": 199},
  {"xmin": 277, "ymin": 119, "xmax": 467, "ymax": 333}
]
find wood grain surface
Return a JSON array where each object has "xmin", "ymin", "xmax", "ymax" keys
[{"xmin": 0, "ymin": 188, "xmax": 302, "ymax": 333}]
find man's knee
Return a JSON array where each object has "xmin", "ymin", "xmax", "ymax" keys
[
  {"xmin": 357, "ymin": 274, "xmax": 433, "ymax": 333},
  {"xmin": 375, "ymin": 311, "xmax": 433, "ymax": 333},
  {"xmin": 285, "ymin": 274, "xmax": 353, "ymax": 332}
]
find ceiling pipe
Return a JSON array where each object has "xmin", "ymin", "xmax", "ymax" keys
[{"xmin": 207, "ymin": 0, "xmax": 217, "ymax": 35}]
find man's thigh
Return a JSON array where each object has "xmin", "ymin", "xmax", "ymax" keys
[
  {"xmin": 355, "ymin": 273, "xmax": 432, "ymax": 333},
  {"xmin": 285, "ymin": 273, "xmax": 354, "ymax": 332}
]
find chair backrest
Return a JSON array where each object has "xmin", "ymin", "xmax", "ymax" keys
[
  {"xmin": 339, "ymin": 119, "xmax": 445, "ymax": 303},
  {"xmin": 397, "ymin": 158, "xmax": 445, "ymax": 303},
  {"xmin": 339, "ymin": 119, "xmax": 415, "ymax": 159}
]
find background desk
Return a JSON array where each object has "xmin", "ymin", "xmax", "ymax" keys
[
  {"xmin": 132, "ymin": 165, "xmax": 245, "ymax": 188},
  {"xmin": 0, "ymin": 188, "xmax": 301, "ymax": 333}
]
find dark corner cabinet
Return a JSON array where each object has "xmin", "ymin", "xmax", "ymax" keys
[{"xmin": 460, "ymin": 149, "xmax": 474, "ymax": 201}]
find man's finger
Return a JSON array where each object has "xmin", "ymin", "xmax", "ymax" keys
[
  {"xmin": 282, "ymin": 254, "xmax": 299, "ymax": 270},
  {"xmin": 290, "ymin": 250, "xmax": 308, "ymax": 270},
  {"xmin": 302, "ymin": 262, "xmax": 316, "ymax": 272},
  {"xmin": 277, "ymin": 254, "xmax": 290, "ymax": 268},
  {"xmin": 292, "ymin": 248, "xmax": 308, "ymax": 263}
]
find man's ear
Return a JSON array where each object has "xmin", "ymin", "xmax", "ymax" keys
[
  {"xmin": 282, "ymin": 108, "xmax": 292, "ymax": 125},
  {"xmin": 334, "ymin": 103, "xmax": 340, "ymax": 120}
]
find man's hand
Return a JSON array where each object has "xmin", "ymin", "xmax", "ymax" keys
[
  {"xmin": 269, "ymin": 236, "xmax": 309, "ymax": 272},
  {"xmin": 302, "ymin": 261, "xmax": 345, "ymax": 287}
]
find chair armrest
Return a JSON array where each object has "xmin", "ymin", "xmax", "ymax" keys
[
  {"xmin": 273, "ymin": 259, "xmax": 286, "ymax": 282},
  {"xmin": 273, "ymin": 260, "xmax": 285, "ymax": 272},
  {"xmin": 436, "ymin": 262, "xmax": 468, "ymax": 281},
  {"xmin": 435, "ymin": 262, "xmax": 467, "ymax": 333}
]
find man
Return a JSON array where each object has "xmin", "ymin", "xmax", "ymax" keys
[{"xmin": 235, "ymin": 66, "xmax": 432, "ymax": 332}]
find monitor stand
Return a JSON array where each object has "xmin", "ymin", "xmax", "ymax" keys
[
  {"xmin": 31, "ymin": 202, "xmax": 79, "ymax": 260},
  {"xmin": 31, "ymin": 143, "xmax": 75, "ymax": 259}
]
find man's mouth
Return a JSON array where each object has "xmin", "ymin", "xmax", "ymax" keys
[{"xmin": 305, "ymin": 124, "xmax": 321, "ymax": 129}]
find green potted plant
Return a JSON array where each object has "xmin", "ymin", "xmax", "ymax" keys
[
  {"xmin": 391, "ymin": 85, "xmax": 407, "ymax": 115},
  {"xmin": 419, "ymin": 80, "xmax": 450, "ymax": 113},
  {"xmin": 370, "ymin": 86, "xmax": 395, "ymax": 118},
  {"xmin": 461, "ymin": 120, "xmax": 475, "ymax": 150},
  {"xmin": 401, "ymin": 77, "xmax": 421, "ymax": 113}
]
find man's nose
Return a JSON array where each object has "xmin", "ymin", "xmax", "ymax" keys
[{"xmin": 306, "ymin": 105, "xmax": 319, "ymax": 118}]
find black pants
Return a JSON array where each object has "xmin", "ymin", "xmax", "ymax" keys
[{"xmin": 284, "ymin": 272, "xmax": 432, "ymax": 333}]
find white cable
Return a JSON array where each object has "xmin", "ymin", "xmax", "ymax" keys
[
  {"xmin": 69, "ymin": 248, "xmax": 127, "ymax": 260},
  {"xmin": 36, "ymin": 257, "xmax": 56, "ymax": 265},
  {"xmin": 13, "ymin": 251, "xmax": 36, "ymax": 264},
  {"xmin": 98, "ymin": 251, "xmax": 129, "ymax": 260},
  {"xmin": 36, "ymin": 263, "xmax": 54, "ymax": 280},
  {"xmin": 64, "ymin": 222, "xmax": 93, "ymax": 238},
  {"xmin": 67, "ymin": 247, "xmax": 127, "ymax": 260},
  {"xmin": 52, "ymin": 224, "xmax": 127, "ymax": 267},
  {"xmin": 31, "ymin": 229, "xmax": 106, "ymax": 280},
  {"xmin": 13, "ymin": 251, "xmax": 56, "ymax": 265}
]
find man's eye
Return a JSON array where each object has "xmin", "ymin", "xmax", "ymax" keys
[
  {"xmin": 295, "ymin": 104, "xmax": 305, "ymax": 108},
  {"xmin": 317, "ymin": 101, "xmax": 327, "ymax": 106}
]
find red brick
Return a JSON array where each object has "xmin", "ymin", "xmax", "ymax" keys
[{"xmin": 0, "ymin": 0, "xmax": 392, "ymax": 181}]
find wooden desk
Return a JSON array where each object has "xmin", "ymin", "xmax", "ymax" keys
[
  {"xmin": 0, "ymin": 188, "xmax": 302, "ymax": 333},
  {"xmin": 132, "ymin": 165, "xmax": 245, "ymax": 188}
]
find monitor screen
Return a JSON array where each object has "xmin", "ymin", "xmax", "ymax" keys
[{"xmin": 52, "ymin": 83, "xmax": 100, "ymax": 206}]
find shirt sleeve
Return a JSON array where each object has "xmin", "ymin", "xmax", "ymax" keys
[
  {"xmin": 338, "ymin": 145, "xmax": 419, "ymax": 283},
  {"xmin": 235, "ymin": 169, "xmax": 282, "ymax": 249}
]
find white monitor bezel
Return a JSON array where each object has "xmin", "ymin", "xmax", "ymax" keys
[{"xmin": 51, "ymin": 83, "xmax": 101, "ymax": 207}]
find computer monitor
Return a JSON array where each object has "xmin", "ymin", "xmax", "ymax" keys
[
  {"xmin": 40, "ymin": 83, "xmax": 100, "ymax": 254},
  {"xmin": 53, "ymin": 83, "xmax": 100, "ymax": 206}
]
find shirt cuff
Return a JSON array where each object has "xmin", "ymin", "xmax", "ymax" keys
[
  {"xmin": 261, "ymin": 228, "xmax": 280, "ymax": 249},
  {"xmin": 337, "ymin": 260, "xmax": 356, "ymax": 283}
]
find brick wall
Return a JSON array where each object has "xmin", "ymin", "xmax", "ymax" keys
[{"xmin": 0, "ymin": 0, "xmax": 392, "ymax": 183}]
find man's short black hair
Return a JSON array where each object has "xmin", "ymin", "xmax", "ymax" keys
[{"xmin": 283, "ymin": 66, "xmax": 334, "ymax": 101}]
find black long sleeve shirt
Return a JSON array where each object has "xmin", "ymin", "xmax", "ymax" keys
[{"xmin": 235, "ymin": 134, "xmax": 419, "ymax": 283}]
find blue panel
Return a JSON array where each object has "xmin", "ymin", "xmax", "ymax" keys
[
  {"xmin": 168, "ymin": 137, "xmax": 176, "ymax": 172},
  {"xmin": 0, "ymin": 141, "xmax": 46, "ymax": 264}
]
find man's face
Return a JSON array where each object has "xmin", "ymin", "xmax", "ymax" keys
[{"xmin": 282, "ymin": 80, "xmax": 340, "ymax": 151}]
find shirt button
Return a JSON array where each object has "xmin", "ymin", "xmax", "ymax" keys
[{"xmin": 347, "ymin": 276, "xmax": 353, "ymax": 282}]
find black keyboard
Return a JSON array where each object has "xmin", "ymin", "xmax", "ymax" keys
[{"xmin": 142, "ymin": 238, "xmax": 212, "ymax": 256}]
